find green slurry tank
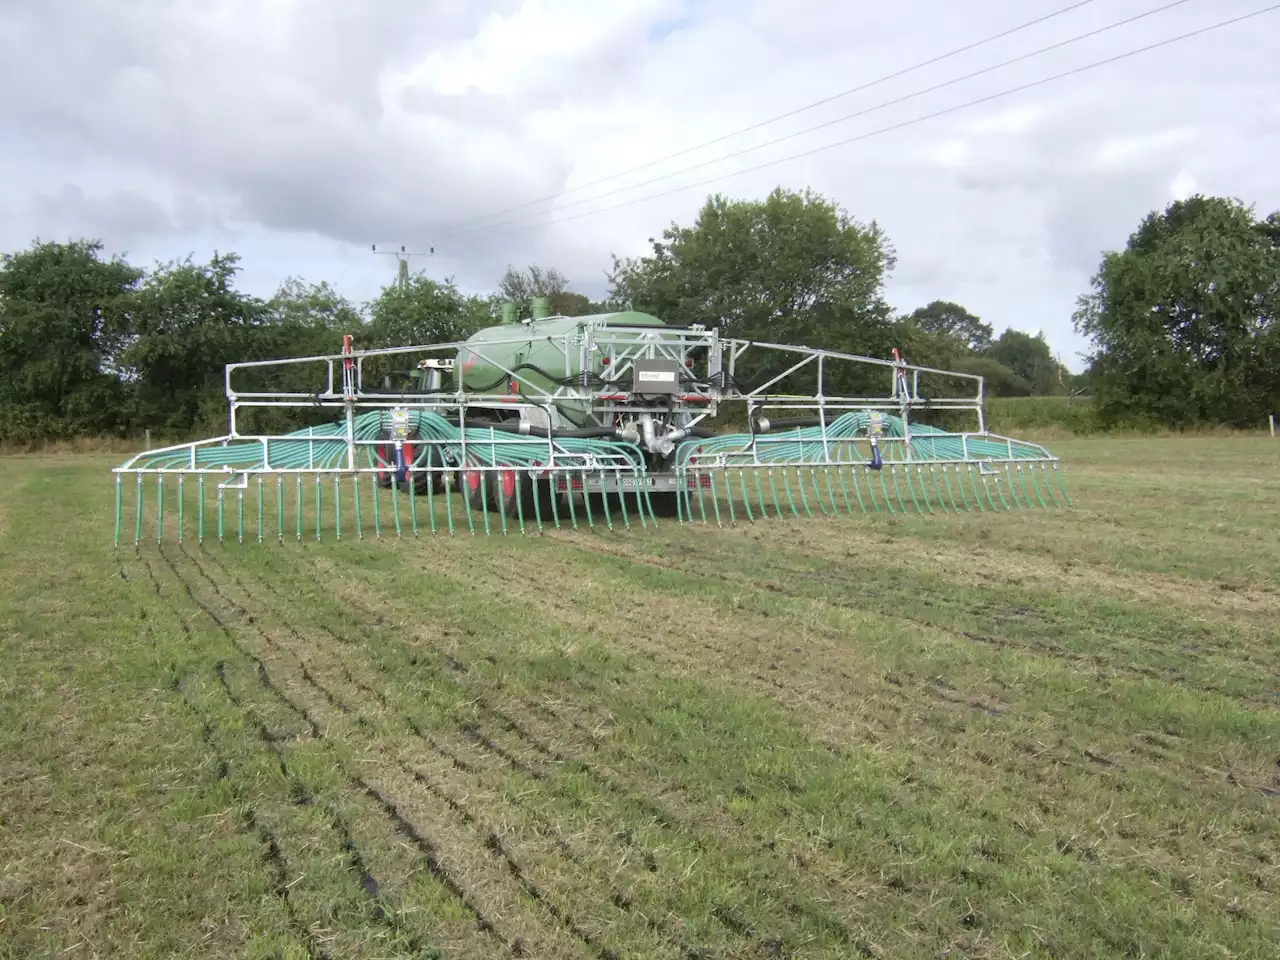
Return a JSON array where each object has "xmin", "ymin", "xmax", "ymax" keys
[{"xmin": 454, "ymin": 296, "xmax": 676, "ymax": 430}]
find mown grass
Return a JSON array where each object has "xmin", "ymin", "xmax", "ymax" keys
[{"xmin": 1, "ymin": 435, "xmax": 1278, "ymax": 958}]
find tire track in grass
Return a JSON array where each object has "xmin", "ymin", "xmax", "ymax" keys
[
  {"xmin": 202, "ymin": 552, "xmax": 705, "ymax": 851},
  {"xmin": 229, "ymin": 552, "xmax": 895, "ymax": 957},
  {"xmin": 361, "ymin": 549, "xmax": 1280, "ymax": 903},
  {"xmin": 195, "ymin": 553, "xmax": 735, "ymax": 960},
  {"xmin": 407, "ymin": 547, "xmax": 969, "ymax": 742},
  {"xmin": 422, "ymin": 551, "xmax": 946, "ymax": 753},
  {"xmin": 200, "ymin": 551, "xmax": 860, "ymax": 959},
  {"xmin": 125, "ymin": 555, "xmax": 335, "ymax": 959},
  {"xmin": 504, "ymin": 538, "xmax": 1278, "ymax": 793},
  {"xmin": 174, "ymin": 547, "xmax": 659, "ymax": 960},
  {"xmin": 151, "ymin": 548, "xmax": 515, "ymax": 957},
  {"xmin": 575, "ymin": 536, "xmax": 1280, "ymax": 707},
  {"xmin": 197, "ymin": 551, "xmax": 604, "ymax": 861},
  {"xmin": 302, "ymin": 552, "xmax": 947, "ymax": 950},
  {"xmin": 143, "ymin": 558, "xmax": 455, "ymax": 958}
]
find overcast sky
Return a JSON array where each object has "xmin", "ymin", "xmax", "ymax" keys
[{"xmin": 2, "ymin": 0, "xmax": 1277, "ymax": 370}]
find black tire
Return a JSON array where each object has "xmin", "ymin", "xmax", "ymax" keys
[
  {"xmin": 491, "ymin": 466, "xmax": 544, "ymax": 520},
  {"xmin": 372, "ymin": 429, "xmax": 396, "ymax": 489},
  {"xmin": 457, "ymin": 463, "xmax": 492, "ymax": 513},
  {"xmin": 400, "ymin": 439, "xmax": 448, "ymax": 495}
]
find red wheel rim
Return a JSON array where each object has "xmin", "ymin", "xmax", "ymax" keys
[
  {"xmin": 466, "ymin": 469, "xmax": 480, "ymax": 492},
  {"xmin": 500, "ymin": 470, "xmax": 515, "ymax": 498}
]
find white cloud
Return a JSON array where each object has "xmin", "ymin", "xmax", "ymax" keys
[
  {"xmin": 1, "ymin": 0, "xmax": 1278, "ymax": 373},
  {"xmin": 1171, "ymin": 170, "xmax": 1199, "ymax": 201},
  {"xmin": 1094, "ymin": 127, "xmax": 1199, "ymax": 169}
]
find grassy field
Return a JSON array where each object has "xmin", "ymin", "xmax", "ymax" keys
[{"xmin": 1, "ymin": 436, "xmax": 1278, "ymax": 959}]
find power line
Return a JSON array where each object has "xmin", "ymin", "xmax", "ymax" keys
[
  {"xmin": 440, "ymin": 0, "xmax": 1200, "ymax": 242},
  {"xmin": 439, "ymin": 0, "xmax": 1103, "ymax": 233},
  {"xmin": 463, "ymin": 3, "xmax": 1280, "ymax": 243}
]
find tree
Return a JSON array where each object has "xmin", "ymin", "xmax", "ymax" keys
[
  {"xmin": 122, "ymin": 252, "xmax": 275, "ymax": 433},
  {"xmin": 607, "ymin": 187, "xmax": 896, "ymax": 344},
  {"xmin": 268, "ymin": 278, "xmax": 363, "ymax": 332},
  {"xmin": 1074, "ymin": 195, "xmax": 1280, "ymax": 427},
  {"xmin": 607, "ymin": 188, "xmax": 897, "ymax": 394},
  {"xmin": 987, "ymin": 329, "xmax": 1064, "ymax": 396},
  {"xmin": 0, "ymin": 239, "xmax": 142, "ymax": 442},
  {"xmin": 904, "ymin": 300, "xmax": 993, "ymax": 353},
  {"xmin": 951, "ymin": 355, "xmax": 1034, "ymax": 397},
  {"xmin": 364, "ymin": 275, "xmax": 490, "ymax": 348},
  {"xmin": 495, "ymin": 265, "xmax": 602, "ymax": 317}
]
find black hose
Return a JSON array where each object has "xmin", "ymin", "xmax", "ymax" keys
[
  {"xmin": 751, "ymin": 416, "xmax": 822, "ymax": 433},
  {"xmin": 461, "ymin": 419, "xmax": 617, "ymax": 439}
]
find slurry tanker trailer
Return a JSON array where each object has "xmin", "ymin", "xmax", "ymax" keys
[{"xmin": 113, "ymin": 297, "xmax": 1068, "ymax": 542}]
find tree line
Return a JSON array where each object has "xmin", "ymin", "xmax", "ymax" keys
[{"xmin": 2, "ymin": 187, "xmax": 1274, "ymax": 445}]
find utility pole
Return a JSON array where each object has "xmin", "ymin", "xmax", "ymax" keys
[{"xmin": 372, "ymin": 244, "xmax": 433, "ymax": 291}]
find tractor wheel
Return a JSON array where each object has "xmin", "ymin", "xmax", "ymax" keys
[
  {"xmin": 400, "ymin": 439, "xmax": 447, "ymax": 495},
  {"xmin": 372, "ymin": 429, "xmax": 396, "ymax": 489},
  {"xmin": 491, "ymin": 467, "xmax": 539, "ymax": 519},
  {"xmin": 457, "ymin": 464, "xmax": 492, "ymax": 513}
]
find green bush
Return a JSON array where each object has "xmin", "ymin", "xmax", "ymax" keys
[{"xmin": 984, "ymin": 397, "xmax": 1104, "ymax": 435}]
